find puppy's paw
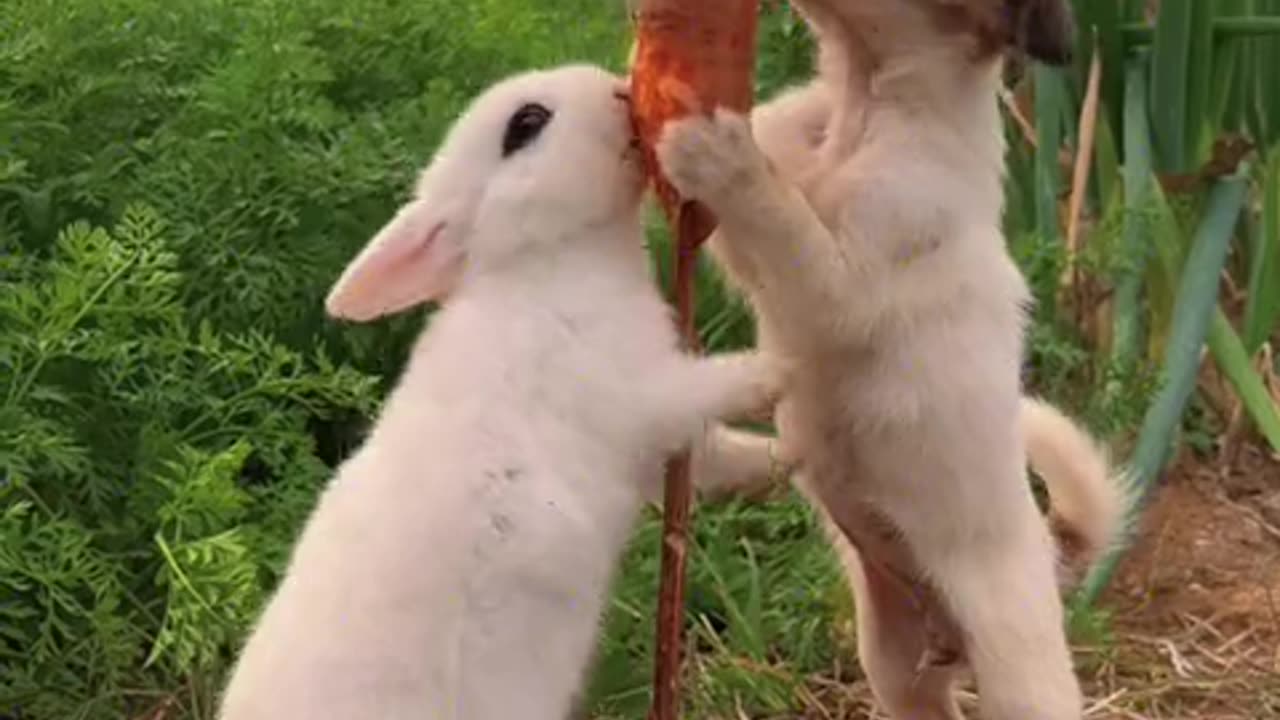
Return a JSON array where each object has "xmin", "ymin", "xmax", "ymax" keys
[
  {"xmin": 751, "ymin": 353, "xmax": 794, "ymax": 414},
  {"xmin": 656, "ymin": 109, "xmax": 769, "ymax": 206}
]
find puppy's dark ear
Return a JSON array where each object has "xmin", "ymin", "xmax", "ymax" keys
[{"xmin": 1008, "ymin": 0, "xmax": 1075, "ymax": 65}]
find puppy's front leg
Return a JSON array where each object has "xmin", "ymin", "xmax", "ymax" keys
[
  {"xmin": 656, "ymin": 110, "xmax": 862, "ymax": 337},
  {"xmin": 750, "ymin": 82, "xmax": 830, "ymax": 178}
]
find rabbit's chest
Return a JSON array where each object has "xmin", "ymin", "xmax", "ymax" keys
[{"xmin": 464, "ymin": 459, "xmax": 642, "ymax": 610}]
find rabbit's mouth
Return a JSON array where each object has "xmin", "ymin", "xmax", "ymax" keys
[
  {"xmin": 610, "ymin": 84, "xmax": 648, "ymax": 202},
  {"xmin": 623, "ymin": 135, "xmax": 643, "ymax": 161},
  {"xmin": 614, "ymin": 89, "xmax": 646, "ymax": 166}
]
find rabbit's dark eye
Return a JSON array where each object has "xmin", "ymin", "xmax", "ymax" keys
[{"xmin": 502, "ymin": 103, "xmax": 553, "ymax": 157}]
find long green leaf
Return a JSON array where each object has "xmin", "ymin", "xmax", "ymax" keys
[
  {"xmin": 1122, "ymin": 16, "xmax": 1280, "ymax": 43},
  {"xmin": 1033, "ymin": 66, "xmax": 1068, "ymax": 314},
  {"xmin": 1242, "ymin": 18, "xmax": 1271, "ymax": 151},
  {"xmin": 1002, "ymin": 112, "xmax": 1038, "ymax": 240},
  {"xmin": 1143, "ymin": 179, "xmax": 1191, "ymax": 362},
  {"xmin": 1092, "ymin": 107, "xmax": 1121, "ymax": 215},
  {"xmin": 1111, "ymin": 60, "xmax": 1154, "ymax": 366},
  {"xmin": 1076, "ymin": 0, "xmax": 1125, "ymax": 155},
  {"xmin": 1257, "ymin": 1, "xmax": 1280, "ymax": 146},
  {"xmin": 1211, "ymin": 0, "xmax": 1252, "ymax": 133},
  {"xmin": 1243, "ymin": 148, "xmax": 1280, "ymax": 352},
  {"xmin": 1122, "ymin": 0, "xmax": 1146, "ymax": 23},
  {"xmin": 1220, "ymin": 37, "xmax": 1251, "ymax": 135},
  {"xmin": 1078, "ymin": 173, "xmax": 1250, "ymax": 608},
  {"xmin": 1034, "ymin": 67, "xmax": 1068, "ymax": 247},
  {"xmin": 1208, "ymin": 309, "xmax": 1280, "ymax": 453},
  {"xmin": 1184, "ymin": 0, "xmax": 1218, "ymax": 168},
  {"xmin": 1149, "ymin": 0, "xmax": 1195, "ymax": 172}
]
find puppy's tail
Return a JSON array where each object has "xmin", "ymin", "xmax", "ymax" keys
[{"xmin": 1021, "ymin": 396, "xmax": 1138, "ymax": 587}]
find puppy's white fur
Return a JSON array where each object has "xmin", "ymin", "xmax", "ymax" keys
[
  {"xmin": 216, "ymin": 65, "xmax": 782, "ymax": 720},
  {"xmin": 657, "ymin": 2, "xmax": 1135, "ymax": 718}
]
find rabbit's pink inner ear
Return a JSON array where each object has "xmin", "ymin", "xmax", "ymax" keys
[{"xmin": 325, "ymin": 205, "xmax": 464, "ymax": 322}]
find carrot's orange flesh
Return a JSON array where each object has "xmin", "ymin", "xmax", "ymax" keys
[{"xmin": 630, "ymin": 0, "xmax": 758, "ymax": 247}]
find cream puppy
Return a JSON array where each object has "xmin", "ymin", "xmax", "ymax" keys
[
  {"xmin": 658, "ymin": 1, "xmax": 1134, "ymax": 719},
  {"xmin": 215, "ymin": 64, "xmax": 784, "ymax": 720}
]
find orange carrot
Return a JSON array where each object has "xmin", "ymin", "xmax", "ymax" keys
[
  {"xmin": 631, "ymin": 0, "xmax": 759, "ymax": 248},
  {"xmin": 628, "ymin": 4, "xmax": 758, "ymax": 720}
]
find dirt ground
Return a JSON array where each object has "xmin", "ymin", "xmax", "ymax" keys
[
  {"xmin": 1082, "ymin": 444, "xmax": 1280, "ymax": 719},
  {"xmin": 796, "ymin": 444, "xmax": 1280, "ymax": 720}
]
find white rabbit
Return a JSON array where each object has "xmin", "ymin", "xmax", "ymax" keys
[{"xmin": 215, "ymin": 64, "xmax": 784, "ymax": 720}]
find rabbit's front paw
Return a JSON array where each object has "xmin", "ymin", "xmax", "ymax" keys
[
  {"xmin": 656, "ymin": 109, "xmax": 769, "ymax": 207},
  {"xmin": 709, "ymin": 351, "xmax": 792, "ymax": 422}
]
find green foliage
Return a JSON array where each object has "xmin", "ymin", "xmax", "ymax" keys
[
  {"xmin": 1, "ymin": 0, "xmax": 628, "ymax": 380},
  {"xmin": 0, "ymin": 1, "xmax": 631, "ymax": 716},
  {"xmin": 1244, "ymin": 146, "xmax": 1280, "ymax": 352},
  {"xmin": 1110, "ymin": 60, "xmax": 1156, "ymax": 367},
  {"xmin": 755, "ymin": 2, "xmax": 815, "ymax": 101},
  {"xmin": 1041, "ymin": 1, "xmax": 1280, "ymax": 606},
  {"xmin": 0, "ymin": 204, "xmax": 379, "ymax": 718}
]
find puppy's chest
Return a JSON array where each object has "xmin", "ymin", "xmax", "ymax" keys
[
  {"xmin": 798, "ymin": 167, "xmax": 922, "ymax": 254},
  {"xmin": 789, "ymin": 135, "xmax": 962, "ymax": 264},
  {"xmin": 774, "ymin": 349, "xmax": 870, "ymax": 434}
]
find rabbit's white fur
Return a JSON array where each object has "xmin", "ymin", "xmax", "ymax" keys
[
  {"xmin": 216, "ymin": 65, "xmax": 783, "ymax": 720},
  {"xmin": 656, "ymin": 2, "xmax": 1137, "ymax": 718}
]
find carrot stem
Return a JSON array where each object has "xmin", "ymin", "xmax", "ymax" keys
[
  {"xmin": 648, "ymin": 201, "xmax": 704, "ymax": 720},
  {"xmin": 628, "ymin": 4, "xmax": 758, "ymax": 719}
]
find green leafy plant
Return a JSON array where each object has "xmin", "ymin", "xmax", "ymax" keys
[
  {"xmin": 0, "ymin": 205, "xmax": 379, "ymax": 718},
  {"xmin": 1, "ymin": 1, "xmax": 635, "ymax": 715},
  {"xmin": 1007, "ymin": 1, "xmax": 1280, "ymax": 608}
]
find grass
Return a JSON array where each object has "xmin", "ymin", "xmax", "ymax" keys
[{"xmin": 588, "ymin": 492, "xmax": 851, "ymax": 718}]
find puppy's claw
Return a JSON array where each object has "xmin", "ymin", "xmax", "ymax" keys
[
  {"xmin": 656, "ymin": 109, "xmax": 768, "ymax": 206},
  {"xmin": 744, "ymin": 353, "xmax": 794, "ymax": 422}
]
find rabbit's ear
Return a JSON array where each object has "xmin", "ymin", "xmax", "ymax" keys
[{"xmin": 325, "ymin": 200, "xmax": 465, "ymax": 322}]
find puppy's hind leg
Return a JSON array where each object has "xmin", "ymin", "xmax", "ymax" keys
[
  {"xmin": 850, "ymin": 558, "xmax": 966, "ymax": 720},
  {"xmin": 833, "ymin": 546, "xmax": 964, "ymax": 718},
  {"xmin": 921, "ymin": 519, "xmax": 1083, "ymax": 720},
  {"xmin": 814, "ymin": 499, "xmax": 964, "ymax": 720}
]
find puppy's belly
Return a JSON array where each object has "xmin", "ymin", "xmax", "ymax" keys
[{"xmin": 779, "ymin": 350, "xmax": 1028, "ymax": 529}]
